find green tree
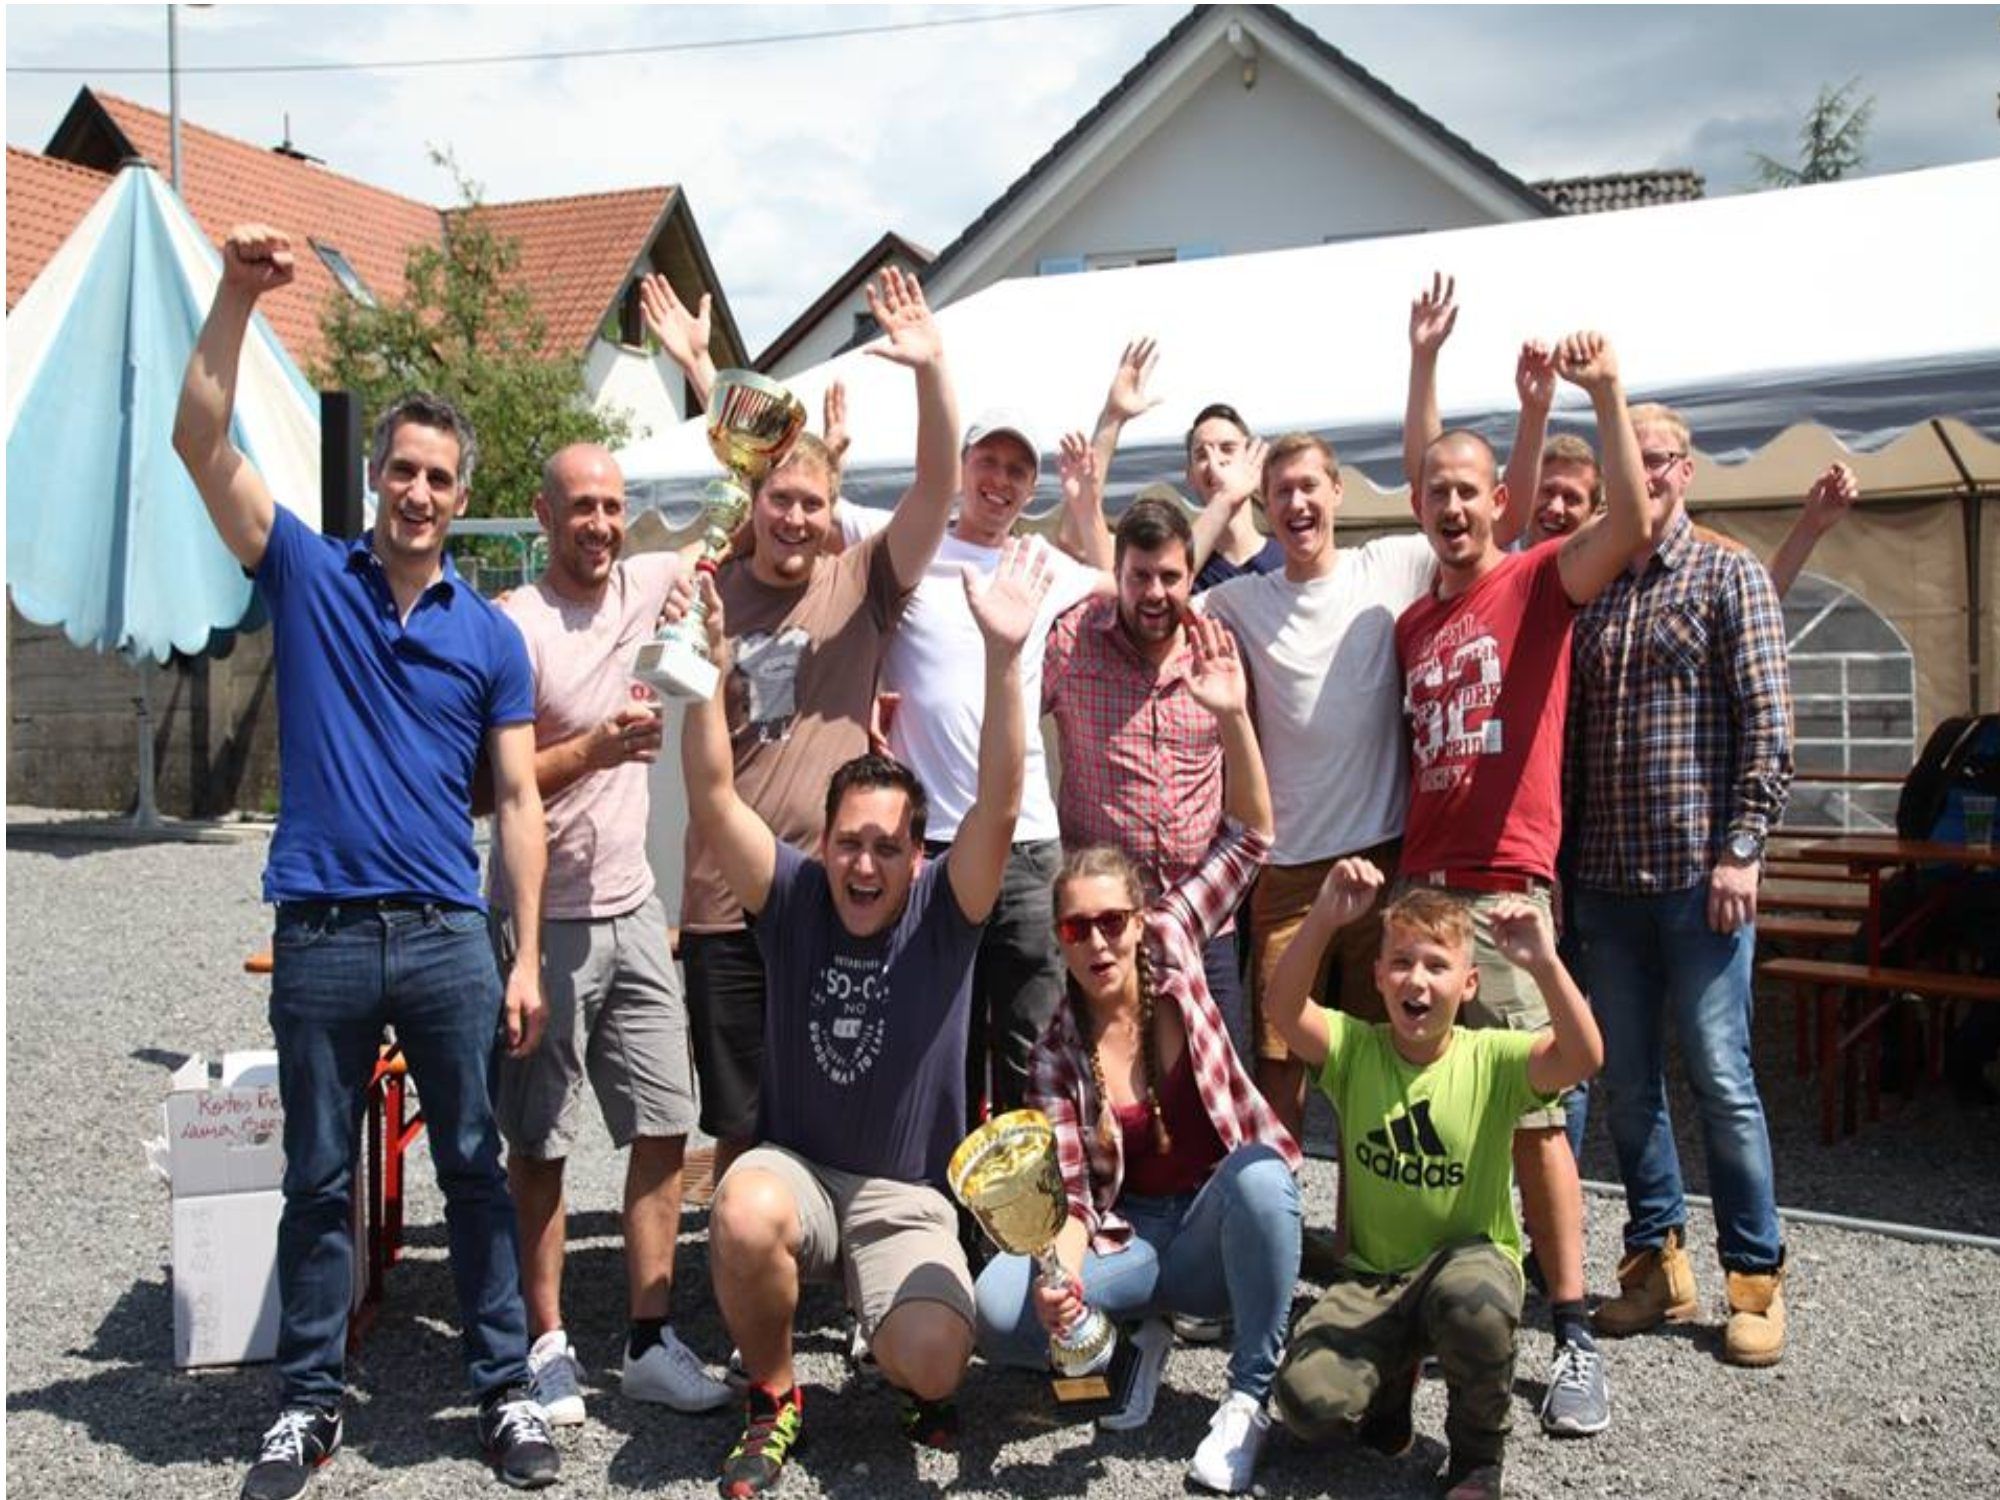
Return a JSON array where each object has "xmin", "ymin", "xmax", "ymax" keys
[
  {"xmin": 1749, "ymin": 77, "xmax": 1875, "ymax": 188},
  {"xmin": 314, "ymin": 154, "xmax": 633, "ymax": 526}
]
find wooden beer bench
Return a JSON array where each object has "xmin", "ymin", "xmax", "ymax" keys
[
  {"xmin": 243, "ymin": 949, "xmax": 426, "ymax": 1345},
  {"xmin": 1758, "ymin": 955, "xmax": 2000, "ymax": 1143}
]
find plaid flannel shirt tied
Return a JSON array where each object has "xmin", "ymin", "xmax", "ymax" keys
[
  {"xmin": 1566, "ymin": 509, "xmax": 1794, "ymax": 893},
  {"xmin": 1026, "ymin": 820, "xmax": 1298, "ymax": 1254}
]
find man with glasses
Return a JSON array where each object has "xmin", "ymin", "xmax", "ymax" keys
[{"xmin": 1565, "ymin": 404, "xmax": 1795, "ymax": 1368}]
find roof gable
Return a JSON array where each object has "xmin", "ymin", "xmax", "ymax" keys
[
  {"xmin": 755, "ymin": 231, "xmax": 934, "ymax": 372},
  {"xmin": 921, "ymin": 4, "xmax": 1552, "ymax": 303},
  {"xmin": 466, "ymin": 187, "xmax": 676, "ymax": 359},
  {"xmin": 6, "ymin": 148, "xmax": 113, "ymax": 311}
]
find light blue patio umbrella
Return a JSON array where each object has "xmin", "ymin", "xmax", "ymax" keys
[{"xmin": 6, "ymin": 161, "xmax": 321, "ymax": 821}]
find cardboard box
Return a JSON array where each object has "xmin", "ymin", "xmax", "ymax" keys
[{"xmin": 159, "ymin": 1052, "xmax": 286, "ymax": 1368}]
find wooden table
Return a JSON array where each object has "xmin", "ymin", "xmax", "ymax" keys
[{"xmin": 1774, "ymin": 837, "xmax": 2000, "ymax": 1137}]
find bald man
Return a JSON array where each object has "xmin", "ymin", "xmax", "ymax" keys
[{"xmin": 489, "ymin": 444, "xmax": 733, "ymax": 1423}]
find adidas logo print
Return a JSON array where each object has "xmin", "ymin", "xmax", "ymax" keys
[{"xmin": 1354, "ymin": 1099, "xmax": 1466, "ymax": 1188}]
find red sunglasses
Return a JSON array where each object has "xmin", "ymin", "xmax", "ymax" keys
[{"xmin": 1056, "ymin": 909, "xmax": 1136, "ymax": 945}]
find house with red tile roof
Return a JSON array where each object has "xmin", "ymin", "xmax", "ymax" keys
[{"xmin": 13, "ymin": 87, "xmax": 746, "ymax": 444}]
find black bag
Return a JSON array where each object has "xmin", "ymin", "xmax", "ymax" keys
[{"xmin": 1896, "ymin": 713, "xmax": 2000, "ymax": 841}]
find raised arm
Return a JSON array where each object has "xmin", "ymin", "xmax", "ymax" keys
[
  {"xmin": 1766, "ymin": 462, "xmax": 1858, "ymax": 599},
  {"xmin": 639, "ymin": 272, "xmax": 717, "ymax": 414},
  {"xmin": 863, "ymin": 268, "xmax": 960, "ymax": 590},
  {"xmin": 946, "ymin": 538, "xmax": 1054, "ymax": 924},
  {"xmin": 1183, "ymin": 613, "xmax": 1272, "ymax": 840},
  {"xmin": 488, "ymin": 720, "xmax": 550, "ymax": 1058},
  {"xmin": 1052, "ymin": 432, "xmax": 1113, "ymax": 571},
  {"xmin": 1551, "ymin": 331, "xmax": 1649, "ymax": 604},
  {"xmin": 1498, "ymin": 340, "xmax": 1557, "ymax": 547},
  {"xmin": 679, "ymin": 575, "xmax": 778, "ymax": 916},
  {"xmin": 1401, "ymin": 271, "xmax": 1457, "ymax": 490},
  {"xmin": 1058, "ymin": 337, "xmax": 1161, "ymax": 564},
  {"xmin": 1265, "ymin": 858, "xmax": 1384, "ymax": 1070},
  {"xmin": 173, "ymin": 225, "xmax": 292, "ymax": 569},
  {"xmin": 1485, "ymin": 897, "xmax": 1603, "ymax": 1096}
]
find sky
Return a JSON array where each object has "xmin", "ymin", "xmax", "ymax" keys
[{"xmin": 7, "ymin": 4, "xmax": 1996, "ymax": 351}]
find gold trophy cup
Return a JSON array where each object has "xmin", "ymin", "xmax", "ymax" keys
[
  {"xmin": 633, "ymin": 369, "xmax": 807, "ymax": 700},
  {"xmin": 949, "ymin": 1110, "xmax": 1137, "ymax": 1414}
]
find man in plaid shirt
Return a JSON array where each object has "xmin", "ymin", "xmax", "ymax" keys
[
  {"xmin": 1564, "ymin": 402, "xmax": 1795, "ymax": 1368},
  {"xmin": 1044, "ymin": 497, "xmax": 1251, "ymax": 1051}
]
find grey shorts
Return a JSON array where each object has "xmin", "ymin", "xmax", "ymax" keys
[
  {"xmin": 492, "ymin": 892, "xmax": 699, "ymax": 1158},
  {"xmin": 721, "ymin": 1144, "xmax": 975, "ymax": 1341}
]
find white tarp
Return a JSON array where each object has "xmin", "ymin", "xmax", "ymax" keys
[{"xmin": 620, "ymin": 157, "xmax": 2000, "ymax": 521}]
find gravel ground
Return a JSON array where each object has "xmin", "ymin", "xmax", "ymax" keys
[{"xmin": 8, "ymin": 812, "xmax": 2000, "ymax": 1499}]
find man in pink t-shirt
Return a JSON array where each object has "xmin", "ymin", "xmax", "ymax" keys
[
  {"xmin": 489, "ymin": 443, "xmax": 732, "ymax": 1424},
  {"xmin": 1393, "ymin": 328, "xmax": 1649, "ymax": 1442}
]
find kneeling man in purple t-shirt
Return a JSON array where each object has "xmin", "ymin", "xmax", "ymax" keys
[{"xmin": 681, "ymin": 537, "xmax": 1054, "ymax": 1497}]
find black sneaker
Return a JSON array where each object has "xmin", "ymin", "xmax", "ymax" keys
[
  {"xmin": 478, "ymin": 1384, "xmax": 561, "ymax": 1490},
  {"xmin": 897, "ymin": 1390, "xmax": 960, "ymax": 1452},
  {"xmin": 720, "ymin": 1384, "xmax": 804, "ymax": 1498},
  {"xmin": 242, "ymin": 1406, "xmax": 342, "ymax": 1500},
  {"xmin": 1357, "ymin": 1365, "xmax": 1417, "ymax": 1459}
]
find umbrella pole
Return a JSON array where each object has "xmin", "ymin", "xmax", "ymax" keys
[{"xmin": 133, "ymin": 659, "xmax": 159, "ymax": 829}]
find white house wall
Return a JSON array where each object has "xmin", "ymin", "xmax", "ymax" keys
[
  {"xmin": 1001, "ymin": 54, "xmax": 1510, "ymax": 284},
  {"xmin": 585, "ymin": 337, "xmax": 686, "ymax": 444}
]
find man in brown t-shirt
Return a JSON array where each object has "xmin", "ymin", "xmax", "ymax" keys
[{"xmin": 640, "ymin": 267, "xmax": 961, "ymax": 1176}]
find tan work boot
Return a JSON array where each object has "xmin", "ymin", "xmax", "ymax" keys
[
  {"xmin": 1723, "ymin": 1266, "xmax": 1787, "ymax": 1367},
  {"xmin": 1594, "ymin": 1227, "xmax": 1699, "ymax": 1337}
]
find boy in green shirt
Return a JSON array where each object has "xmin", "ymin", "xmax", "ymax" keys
[{"xmin": 1263, "ymin": 859, "xmax": 1603, "ymax": 1500}]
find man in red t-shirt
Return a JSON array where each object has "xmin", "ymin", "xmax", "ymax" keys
[{"xmin": 1393, "ymin": 328, "xmax": 1649, "ymax": 1441}]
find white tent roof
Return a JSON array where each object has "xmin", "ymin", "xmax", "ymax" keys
[{"xmin": 620, "ymin": 157, "xmax": 2000, "ymax": 522}]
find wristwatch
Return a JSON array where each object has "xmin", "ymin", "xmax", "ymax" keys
[{"xmin": 1724, "ymin": 830, "xmax": 1764, "ymax": 864}]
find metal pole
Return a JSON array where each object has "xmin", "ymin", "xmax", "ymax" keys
[
  {"xmin": 167, "ymin": 5, "xmax": 183, "ymax": 191},
  {"xmin": 1579, "ymin": 1178, "xmax": 2000, "ymax": 1255}
]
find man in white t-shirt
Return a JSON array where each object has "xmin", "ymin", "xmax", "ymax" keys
[
  {"xmin": 489, "ymin": 444, "xmax": 731, "ymax": 1423},
  {"xmin": 858, "ymin": 412, "xmax": 1112, "ymax": 1120},
  {"xmin": 1199, "ymin": 433, "xmax": 1435, "ymax": 1138}
]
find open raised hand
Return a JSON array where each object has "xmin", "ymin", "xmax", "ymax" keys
[
  {"xmin": 862, "ymin": 265, "xmax": 943, "ymax": 369},
  {"xmin": 639, "ymin": 273, "xmax": 711, "ymax": 374},
  {"xmin": 1183, "ymin": 613, "xmax": 1247, "ymax": 719},
  {"xmin": 1103, "ymin": 337, "xmax": 1163, "ymax": 424},
  {"xmin": 1057, "ymin": 431, "xmax": 1097, "ymax": 508},
  {"xmin": 822, "ymin": 379, "xmax": 852, "ymax": 466},
  {"xmin": 1803, "ymin": 462, "xmax": 1859, "ymax": 533},
  {"xmin": 1555, "ymin": 330, "xmax": 1619, "ymax": 393},
  {"xmin": 221, "ymin": 225, "xmax": 295, "ymax": 297},
  {"xmin": 961, "ymin": 536, "xmax": 1054, "ymax": 654},
  {"xmin": 1409, "ymin": 271, "xmax": 1458, "ymax": 356}
]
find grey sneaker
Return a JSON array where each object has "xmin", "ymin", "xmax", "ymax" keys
[
  {"xmin": 1540, "ymin": 1338, "xmax": 1610, "ymax": 1437},
  {"xmin": 621, "ymin": 1325, "xmax": 733, "ymax": 1412},
  {"xmin": 526, "ymin": 1330, "xmax": 585, "ymax": 1427},
  {"xmin": 1171, "ymin": 1311, "xmax": 1230, "ymax": 1345},
  {"xmin": 477, "ymin": 1385, "xmax": 560, "ymax": 1490}
]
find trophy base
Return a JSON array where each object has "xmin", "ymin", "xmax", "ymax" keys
[
  {"xmin": 1044, "ymin": 1329, "xmax": 1149, "ymax": 1423},
  {"xmin": 634, "ymin": 638, "xmax": 719, "ymax": 702}
]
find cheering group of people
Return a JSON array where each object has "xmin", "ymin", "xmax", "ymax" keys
[{"xmin": 174, "ymin": 224, "xmax": 1858, "ymax": 1500}]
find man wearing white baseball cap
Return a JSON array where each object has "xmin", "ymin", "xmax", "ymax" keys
[{"xmin": 855, "ymin": 409, "xmax": 1113, "ymax": 1126}]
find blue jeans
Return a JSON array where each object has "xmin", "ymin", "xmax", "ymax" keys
[
  {"xmin": 973, "ymin": 1142, "xmax": 1301, "ymax": 1400},
  {"xmin": 1572, "ymin": 886, "xmax": 1783, "ymax": 1271},
  {"xmin": 269, "ymin": 901, "xmax": 530, "ymax": 1407}
]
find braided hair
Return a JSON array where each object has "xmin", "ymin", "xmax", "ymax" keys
[{"xmin": 1056, "ymin": 845, "xmax": 1174, "ymax": 1160}]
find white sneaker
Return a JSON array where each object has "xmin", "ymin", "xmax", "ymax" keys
[
  {"xmin": 1187, "ymin": 1390, "xmax": 1270, "ymax": 1493},
  {"xmin": 621, "ymin": 1325, "xmax": 734, "ymax": 1413},
  {"xmin": 526, "ymin": 1330, "xmax": 585, "ymax": 1427},
  {"xmin": 1096, "ymin": 1318, "xmax": 1172, "ymax": 1433}
]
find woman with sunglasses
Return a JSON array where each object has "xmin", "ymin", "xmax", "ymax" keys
[{"xmin": 971, "ymin": 613, "xmax": 1300, "ymax": 1495}]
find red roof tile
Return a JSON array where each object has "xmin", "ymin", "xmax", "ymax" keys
[
  {"xmin": 6, "ymin": 148, "xmax": 114, "ymax": 310},
  {"xmin": 465, "ymin": 186, "xmax": 674, "ymax": 357},
  {"xmin": 89, "ymin": 93, "xmax": 442, "ymax": 369}
]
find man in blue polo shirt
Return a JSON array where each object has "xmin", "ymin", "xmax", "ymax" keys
[{"xmin": 174, "ymin": 224, "xmax": 559, "ymax": 1497}]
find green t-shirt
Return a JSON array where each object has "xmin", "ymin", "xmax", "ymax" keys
[{"xmin": 1316, "ymin": 1009, "xmax": 1550, "ymax": 1276}]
